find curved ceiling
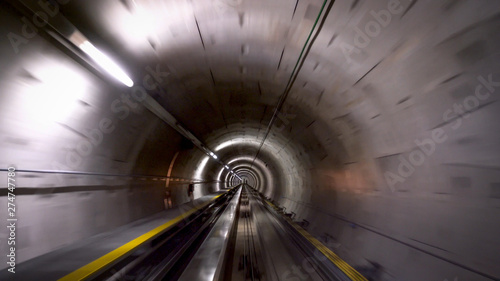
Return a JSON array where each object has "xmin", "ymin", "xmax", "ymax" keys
[{"xmin": 1, "ymin": 0, "xmax": 499, "ymax": 279}]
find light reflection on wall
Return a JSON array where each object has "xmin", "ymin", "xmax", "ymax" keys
[
  {"xmin": 193, "ymin": 155, "xmax": 209, "ymax": 198},
  {"xmin": 22, "ymin": 60, "xmax": 87, "ymax": 130},
  {"xmin": 213, "ymin": 137, "xmax": 260, "ymax": 152}
]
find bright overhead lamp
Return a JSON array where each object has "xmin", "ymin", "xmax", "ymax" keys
[
  {"xmin": 209, "ymin": 152, "xmax": 218, "ymax": 159},
  {"xmin": 225, "ymin": 165, "xmax": 229, "ymax": 170},
  {"xmin": 79, "ymin": 40, "xmax": 134, "ymax": 87}
]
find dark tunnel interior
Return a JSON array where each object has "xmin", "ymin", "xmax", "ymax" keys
[{"xmin": 0, "ymin": 0, "xmax": 499, "ymax": 280}]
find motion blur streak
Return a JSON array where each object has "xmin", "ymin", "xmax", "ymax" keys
[{"xmin": 0, "ymin": 0, "xmax": 499, "ymax": 281}]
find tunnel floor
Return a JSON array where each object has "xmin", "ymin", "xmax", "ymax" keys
[{"xmin": 0, "ymin": 185, "xmax": 366, "ymax": 281}]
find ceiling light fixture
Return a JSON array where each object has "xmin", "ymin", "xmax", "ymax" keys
[{"xmin": 78, "ymin": 40, "xmax": 134, "ymax": 87}]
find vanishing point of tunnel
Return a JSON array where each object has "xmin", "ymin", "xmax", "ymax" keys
[{"xmin": 0, "ymin": 0, "xmax": 499, "ymax": 280}]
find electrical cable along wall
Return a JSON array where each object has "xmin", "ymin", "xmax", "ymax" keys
[{"xmin": 0, "ymin": 0, "xmax": 499, "ymax": 280}]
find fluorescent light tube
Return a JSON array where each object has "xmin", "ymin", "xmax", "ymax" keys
[{"xmin": 79, "ymin": 40, "xmax": 134, "ymax": 87}]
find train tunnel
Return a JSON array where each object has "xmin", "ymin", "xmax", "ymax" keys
[{"xmin": 1, "ymin": 0, "xmax": 499, "ymax": 280}]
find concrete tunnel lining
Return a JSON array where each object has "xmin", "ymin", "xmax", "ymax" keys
[{"xmin": 0, "ymin": 0, "xmax": 499, "ymax": 280}]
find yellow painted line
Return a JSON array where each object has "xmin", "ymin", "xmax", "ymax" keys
[
  {"xmin": 58, "ymin": 193, "xmax": 226, "ymax": 281},
  {"xmin": 265, "ymin": 200, "xmax": 368, "ymax": 281}
]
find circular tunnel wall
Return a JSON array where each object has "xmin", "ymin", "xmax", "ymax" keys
[{"xmin": 0, "ymin": 0, "xmax": 499, "ymax": 280}]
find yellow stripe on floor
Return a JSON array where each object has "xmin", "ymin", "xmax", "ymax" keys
[
  {"xmin": 58, "ymin": 193, "xmax": 225, "ymax": 281},
  {"xmin": 265, "ymin": 200, "xmax": 368, "ymax": 281}
]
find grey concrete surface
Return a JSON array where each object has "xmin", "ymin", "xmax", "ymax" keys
[
  {"xmin": 0, "ymin": 193, "xmax": 223, "ymax": 280},
  {"xmin": 0, "ymin": 0, "xmax": 499, "ymax": 280}
]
